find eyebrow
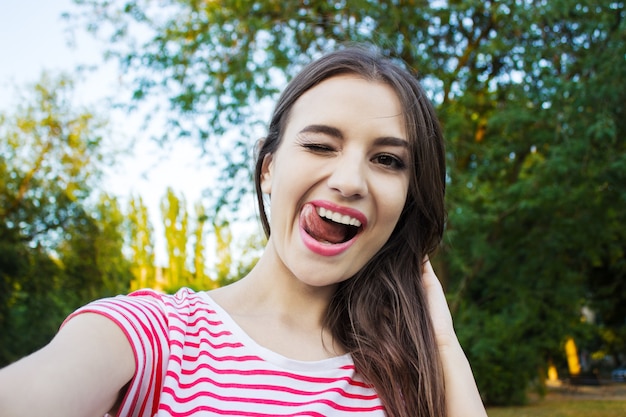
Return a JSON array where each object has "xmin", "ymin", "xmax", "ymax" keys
[
  {"xmin": 299, "ymin": 124, "xmax": 344, "ymax": 139},
  {"xmin": 373, "ymin": 136, "xmax": 409, "ymax": 148},
  {"xmin": 299, "ymin": 124, "xmax": 408, "ymax": 148}
]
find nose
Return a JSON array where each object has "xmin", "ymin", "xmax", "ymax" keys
[{"xmin": 326, "ymin": 155, "xmax": 368, "ymax": 199}]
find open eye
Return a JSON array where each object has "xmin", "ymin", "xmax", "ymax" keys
[{"xmin": 373, "ymin": 153, "xmax": 406, "ymax": 170}]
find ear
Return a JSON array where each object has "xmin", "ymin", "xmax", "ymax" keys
[{"xmin": 260, "ymin": 153, "xmax": 274, "ymax": 194}]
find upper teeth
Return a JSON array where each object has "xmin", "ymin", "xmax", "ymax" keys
[{"xmin": 316, "ymin": 207, "xmax": 362, "ymax": 227}]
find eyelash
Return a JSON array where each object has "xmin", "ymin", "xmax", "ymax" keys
[
  {"xmin": 373, "ymin": 154, "xmax": 406, "ymax": 170},
  {"xmin": 303, "ymin": 143, "xmax": 406, "ymax": 171},
  {"xmin": 303, "ymin": 143, "xmax": 334, "ymax": 153}
]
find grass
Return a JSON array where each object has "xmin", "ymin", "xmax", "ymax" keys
[{"xmin": 488, "ymin": 399, "xmax": 626, "ymax": 417}]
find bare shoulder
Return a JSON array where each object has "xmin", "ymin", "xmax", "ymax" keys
[{"xmin": 0, "ymin": 312, "xmax": 135, "ymax": 417}]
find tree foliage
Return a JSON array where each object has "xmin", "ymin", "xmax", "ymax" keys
[
  {"xmin": 161, "ymin": 187, "xmax": 190, "ymax": 291},
  {"xmin": 157, "ymin": 190, "xmax": 257, "ymax": 291},
  {"xmin": 127, "ymin": 195, "xmax": 157, "ymax": 290},
  {"xmin": 440, "ymin": 1, "xmax": 626, "ymax": 402},
  {"xmin": 0, "ymin": 74, "xmax": 132, "ymax": 365},
  {"xmin": 0, "ymin": 74, "xmax": 262, "ymax": 366},
  {"xmin": 191, "ymin": 201, "xmax": 210, "ymax": 288},
  {"xmin": 67, "ymin": 0, "xmax": 626, "ymax": 404}
]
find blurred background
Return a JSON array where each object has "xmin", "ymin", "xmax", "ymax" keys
[{"xmin": 1, "ymin": 0, "xmax": 624, "ymax": 412}]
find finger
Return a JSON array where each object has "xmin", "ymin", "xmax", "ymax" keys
[
  {"xmin": 422, "ymin": 257, "xmax": 433, "ymax": 274},
  {"xmin": 421, "ymin": 257, "xmax": 441, "ymax": 290}
]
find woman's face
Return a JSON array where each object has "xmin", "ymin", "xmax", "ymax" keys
[{"xmin": 260, "ymin": 74, "xmax": 410, "ymax": 288}]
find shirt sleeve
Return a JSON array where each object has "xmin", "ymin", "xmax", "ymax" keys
[{"xmin": 64, "ymin": 290, "xmax": 171, "ymax": 417}]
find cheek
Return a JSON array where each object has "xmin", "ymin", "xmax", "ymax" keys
[
  {"xmin": 371, "ymin": 192, "xmax": 408, "ymax": 253},
  {"xmin": 383, "ymin": 202, "xmax": 406, "ymax": 232},
  {"xmin": 381, "ymin": 181, "xmax": 409, "ymax": 222}
]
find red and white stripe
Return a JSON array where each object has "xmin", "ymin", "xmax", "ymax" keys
[{"xmin": 68, "ymin": 288, "xmax": 385, "ymax": 417}]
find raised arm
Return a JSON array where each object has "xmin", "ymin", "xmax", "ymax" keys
[
  {"xmin": 0, "ymin": 313, "xmax": 135, "ymax": 417},
  {"xmin": 422, "ymin": 259, "xmax": 488, "ymax": 417}
]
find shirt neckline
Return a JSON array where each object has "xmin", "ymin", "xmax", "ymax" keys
[{"xmin": 197, "ymin": 291, "xmax": 354, "ymax": 372}]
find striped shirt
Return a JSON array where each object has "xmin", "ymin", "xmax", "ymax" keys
[{"xmin": 69, "ymin": 288, "xmax": 385, "ymax": 416}]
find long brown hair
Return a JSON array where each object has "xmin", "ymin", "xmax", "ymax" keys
[{"xmin": 254, "ymin": 46, "xmax": 447, "ymax": 417}]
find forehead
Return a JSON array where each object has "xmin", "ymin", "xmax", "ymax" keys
[{"xmin": 287, "ymin": 75, "xmax": 406, "ymax": 134}]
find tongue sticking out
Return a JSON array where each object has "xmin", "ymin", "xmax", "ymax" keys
[{"xmin": 301, "ymin": 204, "xmax": 354, "ymax": 244}]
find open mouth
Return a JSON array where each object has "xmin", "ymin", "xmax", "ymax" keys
[{"xmin": 300, "ymin": 203, "xmax": 363, "ymax": 244}]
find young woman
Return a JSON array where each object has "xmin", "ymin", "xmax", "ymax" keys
[{"xmin": 0, "ymin": 46, "xmax": 487, "ymax": 417}]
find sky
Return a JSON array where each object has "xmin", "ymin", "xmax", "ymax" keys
[{"xmin": 0, "ymin": 0, "xmax": 232, "ymax": 265}]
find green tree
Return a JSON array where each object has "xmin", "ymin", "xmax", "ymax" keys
[
  {"xmin": 58, "ymin": 194, "xmax": 133, "ymax": 303},
  {"xmin": 161, "ymin": 187, "xmax": 190, "ymax": 291},
  {"xmin": 210, "ymin": 217, "xmax": 261, "ymax": 287},
  {"xmin": 439, "ymin": 1, "xmax": 626, "ymax": 403},
  {"xmin": 0, "ymin": 73, "xmax": 127, "ymax": 365},
  {"xmin": 213, "ymin": 218, "xmax": 234, "ymax": 288},
  {"xmin": 190, "ymin": 201, "xmax": 210, "ymax": 290},
  {"xmin": 70, "ymin": 0, "xmax": 626, "ymax": 404},
  {"xmin": 127, "ymin": 195, "xmax": 156, "ymax": 290},
  {"xmin": 93, "ymin": 194, "xmax": 135, "ymax": 296}
]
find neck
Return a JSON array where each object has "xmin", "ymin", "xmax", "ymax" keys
[
  {"xmin": 207, "ymin": 243, "xmax": 344, "ymax": 360},
  {"xmin": 227, "ymin": 246, "xmax": 337, "ymax": 327}
]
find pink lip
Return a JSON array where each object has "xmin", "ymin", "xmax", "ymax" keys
[{"xmin": 298, "ymin": 200, "xmax": 367, "ymax": 257}]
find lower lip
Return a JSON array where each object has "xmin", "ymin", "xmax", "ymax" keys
[{"xmin": 298, "ymin": 218, "xmax": 359, "ymax": 257}]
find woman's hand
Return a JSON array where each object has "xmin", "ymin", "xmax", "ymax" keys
[
  {"xmin": 422, "ymin": 258, "xmax": 488, "ymax": 417},
  {"xmin": 422, "ymin": 258, "xmax": 457, "ymax": 350}
]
